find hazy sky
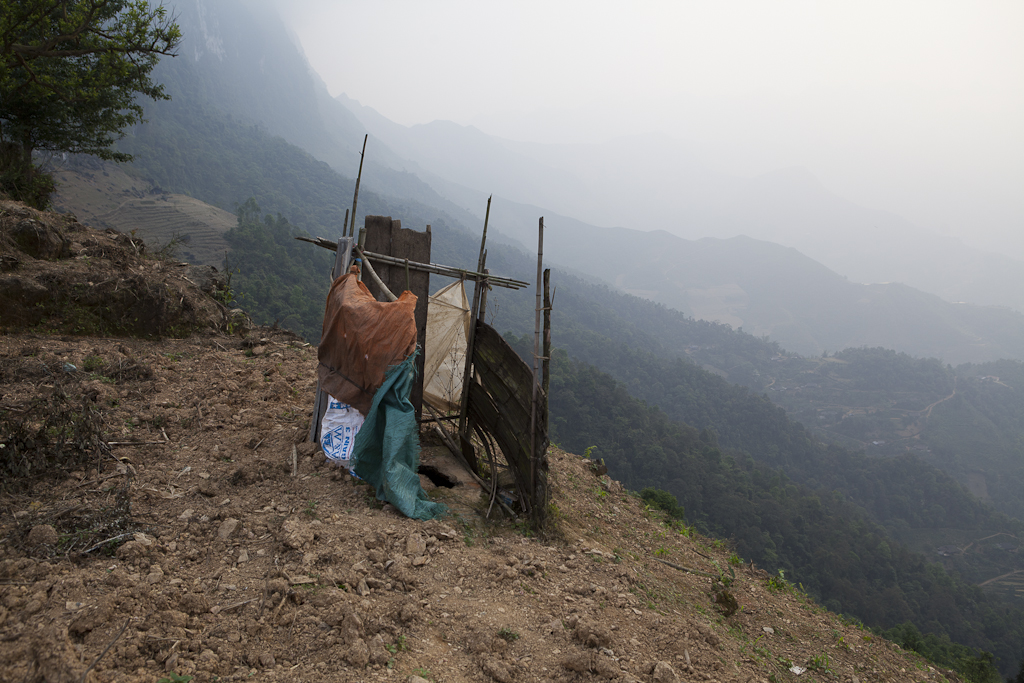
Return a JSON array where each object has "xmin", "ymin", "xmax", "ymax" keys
[{"xmin": 271, "ymin": 1, "xmax": 1023, "ymax": 256}]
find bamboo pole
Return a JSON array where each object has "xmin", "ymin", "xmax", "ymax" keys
[
  {"xmin": 354, "ymin": 246, "xmax": 397, "ymax": 301},
  {"xmin": 293, "ymin": 236, "xmax": 528, "ymax": 289},
  {"xmin": 477, "ymin": 196, "xmax": 491, "ymax": 272},
  {"xmin": 356, "ymin": 227, "xmax": 367, "ymax": 282},
  {"xmin": 543, "ymin": 267, "xmax": 551, "ymax": 397},
  {"xmin": 332, "ymin": 211, "xmax": 348, "ymax": 281},
  {"xmin": 455, "ymin": 197, "xmax": 492, "ymax": 474},
  {"xmin": 457, "ymin": 199, "xmax": 492, "ymax": 434},
  {"xmin": 348, "ymin": 135, "xmax": 367, "ymax": 238},
  {"xmin": 478, "ymin": 266, "xmax": 490, "ymax": 322},
  {"xmin": 530, "ymin": 217, "xmax": 544, "ymax": 515}
]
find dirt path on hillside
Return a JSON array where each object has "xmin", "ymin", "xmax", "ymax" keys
[{"xmin": 920, "ymin": 377, "xmax": 957, "ymax": 420}]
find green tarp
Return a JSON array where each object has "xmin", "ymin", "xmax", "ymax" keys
[{"xmin": 352, "ymin": 353, "xmax": 447, "ymax": 520}]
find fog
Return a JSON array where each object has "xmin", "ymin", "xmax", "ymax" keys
[{"xmin": 269, "ymin": 0, "xmax": 1023, "ymax": 259}]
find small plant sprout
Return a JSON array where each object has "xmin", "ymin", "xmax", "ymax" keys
[{"xmin": 497, "ymin": 627, "xmax": 520, "ymax": 642}]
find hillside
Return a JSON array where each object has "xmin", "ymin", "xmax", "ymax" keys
[
  {"xmin": 754, "ymin": 348, "xmax": 1024, "ymax": 524},
  {"xmin": 51, "ymin": 159, "xmax": 235, "ymax": 268},
  {"xmin": 0, "ymin": 203, "xmax": 970, "ymax": 683}
]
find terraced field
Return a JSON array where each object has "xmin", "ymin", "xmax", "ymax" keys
[
  {"xmin": 52, "ymin": 161, "xmax": 235, "ymax": 266},
  {"xmin": 982, "ymin": 570, "xmax": 1024, "ymax": 601},
  {"xmin": 96, "ymin": 196, "xmax": 235, "ymax": 266}
]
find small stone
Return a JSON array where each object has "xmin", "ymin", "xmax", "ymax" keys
[
  {"xmin": 408, "ymin": 676, "xmax": 430, "ymax": 683},
  {"xmin": 180, "ymin": 593, "xmax": 210, "ymax": 615},
  {"xmin": 652, "ymin": 661, "xmax": 680, "ymax": 683},
  {"xmin": 258, "ymin": 653, "xmax": 276, "ymax": 668},
  {"xmin": 27, "ymin": 524, "xmax": 58, "ymax": 546},
  {"xmin": 217, "ymin": 518, "xmax": 240, "ymax": 541},
  {"xmin": 344, "ymin": 638, "xmax": 370, "ymax": 667},
  {"xmin": 399, "ymin": 602, "xmax": 418, "ymax": 623},
  {"xmin": 147, "ymin": 565, "xmax": 165, "ymax": 585},
  {"xmin": 281, "ymin": 519, "xmax": 314, "ymax": 549},
  {"xmin": 412, "ymin": 556, "xmax": 429, "ymax": 567},
  {"xmin": 237, "ymin": 549, "xmax": 249, "ymax": 563},
  {"xmin": 356, "ymin": 579, "xmax": 370, "ymax": 596},
  {"xmin": 164, "ymin": 653, "xmax": 179, "ymax": 672},
  {"xmin": 406, "ymin": 533, "xmax": 426, "ymax": 556},
  {"xmin": 133, "ymin": 532, "xmax": 154, "ymax": 546},
  {"xmin": 762, "ymin": 626, "xmax": 775, "ymax": 635},
  {"xmin": 480, "ymin": 657, "xmax": 514, "ymax": 683}
]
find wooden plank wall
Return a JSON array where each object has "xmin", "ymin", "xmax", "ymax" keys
[
  {"xmin": 468, "ymin": 321, "xmax": 549, "ymax": 521},
  {"xmin": 363, "ymin": 215, "xmax": 431, "ymax": 418}
]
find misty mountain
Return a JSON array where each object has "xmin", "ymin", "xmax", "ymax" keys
[
  {"xmin": 127, "ymin": 0, "xmax": 1024, "ymax": 367},
  {"xmin": 341, "ymin": 94, "xmax": 1024, "ymax": 315},
  {"xmin": 548, "ymin": 227, "xmax": 1024, "ymax": 365}
]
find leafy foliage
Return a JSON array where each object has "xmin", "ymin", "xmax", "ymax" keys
[
  {"xmin": 881, "ymin": 622, "xmax": 1002, "ymax": 683},
  {"xmin": 0, "ymin": 0, "xmax": 181, "ymax": 205},
  {"xmin": 224, "ymin": 199, "xmax": 335, "ymax": 341},
  {"xmin": 640, "ymin": 488, "xmax": 685, "ymax": 520}
]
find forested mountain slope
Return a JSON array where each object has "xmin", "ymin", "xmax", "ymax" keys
[{"xmin": 506, "ymin": 341, "xmax": 1024, "ymax": 677}]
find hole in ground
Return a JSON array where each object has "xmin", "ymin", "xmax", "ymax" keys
[{"xmin": 418, "ymin": 465, "xmax": 459, "ymax": 488}]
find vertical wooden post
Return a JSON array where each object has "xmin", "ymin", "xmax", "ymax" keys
[
  {"xmin": 478, "ymin": 265, "xmax": 490, "ymax": 323},
  {"xmin": 348, "ymin": 135, "xmax": 368, "ymax": 238},
  {"xmin": 310, "ymin": 234, "xmax": 354, "ymax": 444},
  {"xmin": 543, "ymin": 267, "xmax": 551, "ymax": 398},
  {"xmin": 456, "ymin": 197, "xmax": 492, "ymax": 473},
  {"xmin": 362, "ymin": 216, "xmax": 431, "ymax": 419},
  {"xmin": 334, "ymin": 210, "xmax": 349, "ymax": 280},
  {"xmin": 530, "ymin": 217, "xmax": 544, "ymax": 516}
]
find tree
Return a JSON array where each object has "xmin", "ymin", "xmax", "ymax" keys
[{"xmin": 0, "ymin": 0, "xmax": 181, "ymax": 206}]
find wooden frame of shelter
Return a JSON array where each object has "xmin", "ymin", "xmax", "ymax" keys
[{"xmin": 298, "ymin": 210, "xmax": 552, "ymax": 527}]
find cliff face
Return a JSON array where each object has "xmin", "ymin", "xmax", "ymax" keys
[{"xmin": 0, "ymin": 202, "xmax": 957, "ymax": 683}]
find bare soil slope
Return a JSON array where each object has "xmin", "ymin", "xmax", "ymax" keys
[{"xmin": 0, "ymin": 203, "xmax": 957, "ymax": 683}]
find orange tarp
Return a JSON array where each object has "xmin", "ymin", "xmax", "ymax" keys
[{"xmin": 317, "ymin": 272, "xmax": 417, "ymax": 415}]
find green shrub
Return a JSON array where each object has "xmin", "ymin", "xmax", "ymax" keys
[{"xmin": 640, "ymin": 487, "xmax": 685, "ymax": 520}]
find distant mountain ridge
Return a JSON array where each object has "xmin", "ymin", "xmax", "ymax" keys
[{"xmin": 339, "ymin": 93, "xmax": 1024, "ymax": 316}]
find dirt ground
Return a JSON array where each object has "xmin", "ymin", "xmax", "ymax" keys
[{"xmin": 0, "ymin": 203, "xmax": 961, "ymax": 683}]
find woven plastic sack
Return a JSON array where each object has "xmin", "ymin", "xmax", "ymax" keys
[
  {"xmin": 352, "ymin": 353, "xmax": 447, "ymax": 520},
  {"xmin": 319, "ymin": 397, "xmax": 364, "ymax": 471}
]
